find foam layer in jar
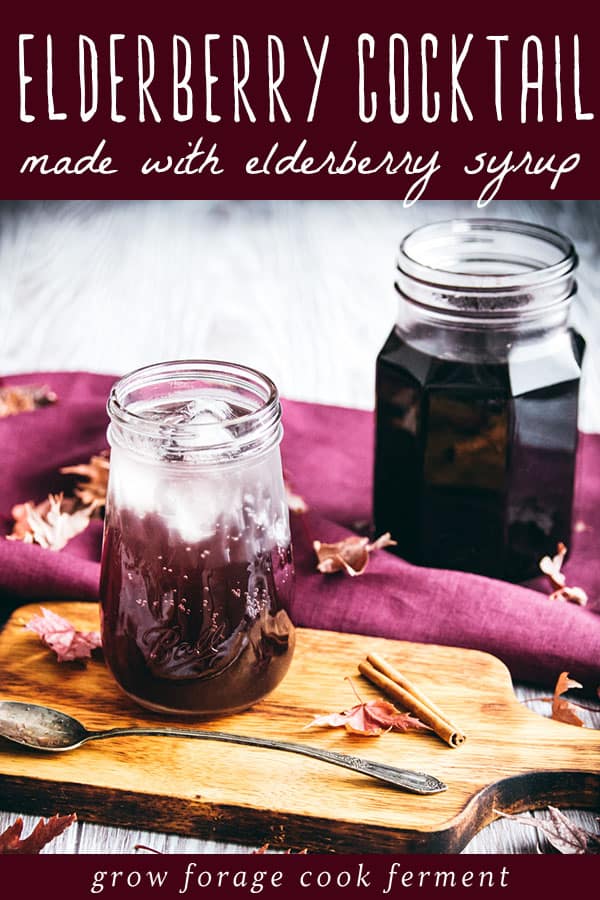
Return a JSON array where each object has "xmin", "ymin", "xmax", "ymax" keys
[{"xmin": 107, "ymin": 442, "xmax": 290, "ymax": 552}]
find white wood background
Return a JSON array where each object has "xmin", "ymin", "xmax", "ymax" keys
[
  {"xmin": 0, "ymin": 200, "xmax": 598, "ymax": 853},
  {"xmin": 1, "ymin": 200, "xmax": 599, "ymax": 429}
]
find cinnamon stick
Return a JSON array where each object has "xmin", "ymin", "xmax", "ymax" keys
[{"xmin": 358, "ymin": 653, "xmax": 466, "ymax": 748}]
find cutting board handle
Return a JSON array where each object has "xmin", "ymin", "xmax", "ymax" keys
[{"xmin": 445, "ymin": 770, "xmax": 600, "ymax": 852}]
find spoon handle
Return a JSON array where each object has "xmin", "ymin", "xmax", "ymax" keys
[{"xmin": 86, "ymin": 726, "xmax": 446, "ymax": 794}]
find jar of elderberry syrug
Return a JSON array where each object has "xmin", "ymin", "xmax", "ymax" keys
[
  {"xmin": 99, "ymin": 360, "xmax": 295, "ymax": 716},
  {"xmin": 373, "ymin": 219, "xmax": 585, "ymax": 582}
]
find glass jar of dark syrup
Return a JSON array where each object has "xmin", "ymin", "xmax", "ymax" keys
[
  {"xmin": 374, "ymin": 220, "xmax": 584, "ymax": 582},
  {"xmin": 100, "ymin": 360, "xmax": 295, "ymax": 717}
]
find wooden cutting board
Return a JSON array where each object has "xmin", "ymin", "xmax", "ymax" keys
[{"xmin": 0, "ymin": 602, "xmax": 598, "ymax": 853}]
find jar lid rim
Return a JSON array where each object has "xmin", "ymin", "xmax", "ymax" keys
[
  {"xmin": 109, "ymin": 359, "xmax": 278, "ymax": 429},
  {"xmin": 398, "ymin": 218, "xmax": 577, "ymax": 290},
  {"xmin": 107, "ymin": 359, "xmax": 282, "ymax": 460}
]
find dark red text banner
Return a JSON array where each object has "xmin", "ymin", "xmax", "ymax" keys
[
  {"xmin": 0, "ymin": 852, "xmax": 597, "ymax": 897},
  {"xmin": 0, "ymin": 1, "xmax": 599, "ymax": 201}
]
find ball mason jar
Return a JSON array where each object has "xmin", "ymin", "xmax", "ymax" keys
[
  {"xmin": 373, "ymin": 219, "xmax": 585, "ymax": 582},
  {"xmin": 99, "ymin": 360, "xmax": 295, "ymax": 716}
]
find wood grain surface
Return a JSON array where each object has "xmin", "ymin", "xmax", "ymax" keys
[{"xmin": 0, "ymin": 602, "xmax": 598, "ymax": 854}]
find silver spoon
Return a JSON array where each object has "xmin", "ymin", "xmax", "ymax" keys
[{"xmin": 0, "ymin": 700, "xmax": 446, "ymax": 795}]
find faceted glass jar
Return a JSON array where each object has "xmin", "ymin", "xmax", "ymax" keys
[
  {"xmin": 373, "ymin": 220, "xmax": 584, "ymax": 582},
  {"xmin": 99, "ymin": 360, "xmax": 295, "ymax": 716}
]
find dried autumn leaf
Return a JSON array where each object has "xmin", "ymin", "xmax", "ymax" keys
[
  {"xmin": 7, "ymin": 493, "xmax": 96, "ymax": 550},
  {"xmin": 8, "ymin": 502, "xmax": 37, "ymax": 542},
  {"xmin": 539, "ymin": 543, "xmax": 587, "ymax": 605},
  {"xmin": 0, "ymin": 384, "xmax": 57, "ymax": 418},
  {"xmin": 7, "ymin": 497, "xmax": 61, "ymax": 544},
  {"xmin": 539, "ymin": 542, "xmax": 567, "ymax": 590},
  {"xmin": 495, "ymin": 807, "xmax": 600, "ymax": 854},
  {"xmin": 549, "ymin": 586, "xmax": 588, "ymax": 606},
  {"xmin": 60, "ymin": 453, "xmax": 110, "ymax": 507},
  {"xmin": 26, "ymin": 606, "xmax": 101, "ymax": 662},
  {"xmin": 314, "ymin": 532, "xmax": 397, "ymax": 576},
  {"xmin": 305, "ymin": 699, "xmax": 429, "ymax": 736},
  {"xmin": 364, "ymin": 700, "xmax": 432, "ymax": 733},
  {"xmin": 7, "ymin": 496, "xmax": 79, "ymax": 543},
  {"xmin": 305, "ymin": 681, "xmax": 430, "ymax": 737},
  {"xmin": 305, "ymin": 703, "xmax": 386, "ymax": 735},
  {"xmin": 0, "ymin": 813, "xmax": 76, "ymax": 854},
  {"xmin": 551, "ymin": 672, "xmax": 585, "ymax": 726}
]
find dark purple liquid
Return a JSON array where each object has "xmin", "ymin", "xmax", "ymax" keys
[
  {"xmin": 99, "ymin": 508, "xmax": 295, "ymax": 716},
  {"xmin": 374, "ymin": 328, "xmax": 584, "ymax": 581}
]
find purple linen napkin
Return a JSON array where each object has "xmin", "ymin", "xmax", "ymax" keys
[{"xmin": 1, "ymin": 371, "xmax": 599, "ymax": 689}]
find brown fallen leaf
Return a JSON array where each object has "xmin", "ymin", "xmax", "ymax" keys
[
  {"xmin": 314, "ymin": 532, "xmax": 397, "ymax": 576},
  {"xmin": 0, "ymin": 813, "xmax": 76, "ymax": 854},
  {"xmin": 26, "ymin": 606, "xmax": 101, "ymax": 662},
  {"xmin": 521, "ymin": 673, "xmax": 600, "ymax": 721},
  {"xmin": 8, "ymin": 501, "xmax": 38, "ymax": 541},
  {"xmin": 539, "ymin": 542, "xmax": 587, "ymax": 605},
  {"xmin": 539, "ymin": 542, "xmax": 568, "ymax": 590},
  {"xmin": 0, "ymin": 384, "xmax": 57, "ymax": 418},
  {"xmin": 8, "ymin": 496, "xmax": 74, "ymax": 544},
  {"xmin": 304, "ymin": 680, "xmax": 430, "ymax": 736},
  {"xmin": 494, "ymin": 807, "xmax": 600, "ymax": 854},
  {"xmin": 7, "ymin": 493, "xmax": 97, "ymax": 550},
  {"xmin": 60, "ymin": 453, "xmax": 110, "ymax": 507},
  {"xmin": 305, "ymin": 700, "xmax": 429, "ymax": 736},
  {"xmin": 552, "ymin": 672, "xmax": 585, "ymax": 727},
  {"xmin": 549, "ymin": 586, "xmax": 588, "ymax": 606}
]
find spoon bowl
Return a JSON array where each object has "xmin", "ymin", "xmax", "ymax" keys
[
  {"xmin": 0, "ymin": 701, "xmax": 89, "ymax": 750},
  {"xmin": 0, "ymin": 699, "xmax": 447, "ymax": 794}
]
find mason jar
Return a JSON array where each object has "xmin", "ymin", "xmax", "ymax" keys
[
  {"xmin": 99, "ymin": 360, "xmax": 295, "ymax": 716},
  {"xmin": 374, "ymin": 219, "xmax": 585, "ymax": 582}
]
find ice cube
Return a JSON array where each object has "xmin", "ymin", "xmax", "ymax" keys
[
  {"xmin": 167, "ymin": 400, "xmax": 235, "ymax": 446},
  {"xmin": 178, "ymin": 398, "xmax": 240, "ymax": 425},
  {"xmin": 132, "ymin": 396, "xmax": 240, "ymax": 425},
  {"xmin": 129, "ymin": 395, "xmax": 241, "ymax": 455}
]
